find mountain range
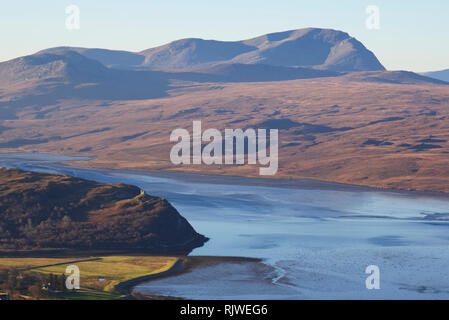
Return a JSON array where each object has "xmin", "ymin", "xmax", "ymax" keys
[
  {"xmin": 0, "ymin": 27, "xmax": 445, "ymax": 94},
  {"xmin": 0, "ymin": 28, "xmax": 449, "ymax": 192},
  {"xmin": 39, "ymin": 28, "xmax": 386, "ymax": 72}
]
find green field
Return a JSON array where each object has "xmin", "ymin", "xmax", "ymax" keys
[
  {"xmin": 0, "ymin": 257, "xmax": 79, "ymax": 269},
  {"xmin": 0, "ymin": 255, "xmax": 179, "ymax": 299}
]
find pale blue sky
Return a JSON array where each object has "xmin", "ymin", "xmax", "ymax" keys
[{"xmin": 1, "ymin": 0, "xmax": 447, "ymax": 72}]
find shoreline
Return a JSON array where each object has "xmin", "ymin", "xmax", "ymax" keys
[
  {"xmin": 117, "ymin": 256, "xmax": 263, "ymax": 300},
  {"xmin": 1, "ymin": 151, "xmax": 448, "ymax": 198},
  {"xmin": 0, "ymin": 252, "xmax": 261, "ymax": 300},
  {"xmin": 66, "ymin": 160, "xmax": 449, "ymax": 197}
]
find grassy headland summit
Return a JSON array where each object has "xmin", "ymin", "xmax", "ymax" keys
[{"xmin": 0, "ymin": 167, "xmax": 207, "ymax": 254}]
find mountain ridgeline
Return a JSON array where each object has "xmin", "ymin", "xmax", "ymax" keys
[
  {"xmin": 0, "ymin": 168, "xmax": 207, "ymax": 253},
  {"xmin": 139, "ymin": 28, "xmax": 386, "ymax": 71},
  {"xmin": 0, "ymin": 27, "xmax": 445, "ymax": 93},
  {"xmin": 39, "ymin": 28, "xmax": 386, "ymax": 72}
]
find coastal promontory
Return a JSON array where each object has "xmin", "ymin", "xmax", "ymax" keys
[{"xmin": 0, "ymin": 167, "xmax": 207, "ymax": 254}]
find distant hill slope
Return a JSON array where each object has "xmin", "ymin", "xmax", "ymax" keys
[
  {"xmin": 0, "ymin": 51, "xmax": 110, "ymax": 85},
  {"xmin": 423, "ymin": 69, "xmax": 449, "ymax": 82},
  {"xmin": 343, "ymin": 71, "xmax": 449, "ymax": 85},
  {"xmin": 185, "ymin": 63, "xmax": 342, "ymax": 82},
  {"xmin": 0, "ymin": 51, "xmax": 170, "ymax": 103},
  {"xmin": 0, "ymin": 168, "xmax": 207, "ymax": 253},
  {"xmin": 38, "ymin": 47, "xmax": 146, "ymax": 70},
  {"xmin": 39, "ymin": 28, "xmax": 385, "ymax": 72}
]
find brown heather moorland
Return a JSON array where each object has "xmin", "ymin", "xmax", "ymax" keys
[{"xmin": 1, "ymin": 75, "xmax": 449, "ymax": 192}]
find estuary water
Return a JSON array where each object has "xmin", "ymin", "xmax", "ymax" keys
[{"xmin": 1, "ymin": 152, "xmax": 449, "ymax": 299}]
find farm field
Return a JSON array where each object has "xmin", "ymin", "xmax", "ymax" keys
[{"xmin": 0, "ymin": 256, "xmax": 179, "ymax": 299}]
